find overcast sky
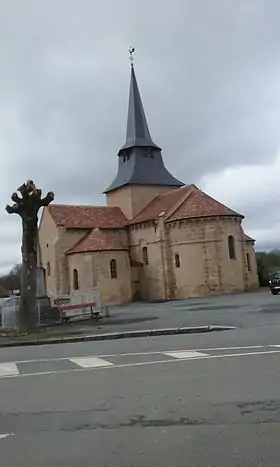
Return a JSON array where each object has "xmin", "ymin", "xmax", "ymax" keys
[{"xmin": 0, "ymin": 0, "xmax": 279, "ymax": 275}]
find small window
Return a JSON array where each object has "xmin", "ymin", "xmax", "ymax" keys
[
  {"xmin": 110, "ymin": 259, "xmax": 117, "ymax": 279},
  {"xmin": 246, "ymin": 253, "xmax": 251, "ymax": 272},
  {"xmin": 122, "ymin": 151, "xmax": 130, "ymax": 162},
  {"xmin": 73, "ymin": 269, "xmax": 79, "ymax": 290},
  {"xmin": 144, "ymin": 149, "xmax": 154, "ymax": 158},
  {"xmin": 142, "ymin": 246, "xmax": 149, "ymax": 265},
  {"xmin": 175, "ymin": 253, "xmax": 180, "ymax": 268},
  {"xmin": 228, "ymin": 235, "xmax": 236, "ymax": 260},
  {"xmin": 47, "ymin": 261, "xmax": 51, "ymax": 276}
]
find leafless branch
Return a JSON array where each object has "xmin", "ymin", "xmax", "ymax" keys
[
  {"xmin": 40, "ymin": 191, "xmax": 54, "ymax": 207},
  {"xmin": 11, "ymin": 192, "xmax": 22, "ymax": 204},
  {"xmin": 5, "ymin": 204, "xmax": 20, "ymax": 215}
]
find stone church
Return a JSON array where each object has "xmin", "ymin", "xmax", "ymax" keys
[{"xmin": 39, "ymin": 62, "xmax": 259, "ymax": 305}]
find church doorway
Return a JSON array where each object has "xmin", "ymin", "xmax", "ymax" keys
[{"xmin": 130, "ymin": 260, "xmax": 143, "ymax": 301}]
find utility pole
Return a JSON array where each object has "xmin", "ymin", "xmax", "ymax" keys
[{"xmin": 6, "ymin": 181, "xmax": 54, "ymax": 332}]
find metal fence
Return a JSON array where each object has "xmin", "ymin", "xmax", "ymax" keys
[
  {"xmin": 36, "ymin": 297, "xmax": 61, "ymax": 325},
  {"xmin": 0, "ymin": 288, "xmax": 108, "ymax": 330},
  {"xmin": 0, "ymin": 296, "xmax": 20, "ymax": 330},
  {"xmin": 0, "ymin": 296, "xmax": 61, "ymax": 330}
]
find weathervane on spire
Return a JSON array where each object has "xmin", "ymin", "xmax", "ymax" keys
[{"xmin": 129, "ymin": 47, "xmax": 135, "ymax": 67}]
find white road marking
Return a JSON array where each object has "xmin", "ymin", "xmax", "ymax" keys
[
  {"xmin": 0, "ymin": 345, "xmax": 268, "ymax": 365},
  {"xmin": 70, "ymin": 357, "xmax": 114, "ymax": 368},
  {"xmin": 0, "ymin": 363, "xmax": 19, "ymax": 376},
  {"xmin": 163, "ymin": 351, "xmax": 208, "ymax": 359},
  {"xmin": 94, "ymin": 345, "xmax": 266, "ymax": 359},
  {"xmin": 0, "ymin": 433, "xmax": 13, "ymax": 439},
  {"xmin": 1, "ymin": 349, "xmax": 280, "ymax": 380}
]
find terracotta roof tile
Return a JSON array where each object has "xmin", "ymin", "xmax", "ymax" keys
[
  {"xmin": 48, "ymin": 204, "xmax": 127, "ymax": 229},
  {"xmin": 66, "ymin": 228, "xmax": 128, "ymax": 254},
  {"xmin": 130, "ymin": 186, "xmax": 243, "ymax": 224},
  {"xmin": 167, "ymin": 189, "xmax": 243, "ymax": 222},
  {"xmin": 131, "ymin": 186, "xmax": 191, "ymax": 224}
]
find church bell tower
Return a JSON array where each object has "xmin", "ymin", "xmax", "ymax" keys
[{"xmin": 104, "ymin": 49, "xmax": 184, "ymax": 219}]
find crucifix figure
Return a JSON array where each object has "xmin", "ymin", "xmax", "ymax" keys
[{"xmin": 6, "ymin": 181, "xmax": 54, "ymax": 332}]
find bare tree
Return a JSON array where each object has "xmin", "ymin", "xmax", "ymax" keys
[{"xmin": 6, "ymin": 181, "xmax": 54, "ymax": 332}]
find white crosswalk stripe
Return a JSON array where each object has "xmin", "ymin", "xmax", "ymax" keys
[
  {"xmin": 0, "ymin": 346, "xmax": 278, "ymax": 380},
  {"xmin": 163, "ymin": 351, "xmax": 208, "ymax": 359},
  {"xmin": 70, "ymin": 357, "xmax": 114, "ymax": 368},
  {"xmin": 0, "ymin": 434, "xmax": 13, "ymax": 439},
  {"xmin": 0, "ymin": 363, "xmax": 19, "ymax": 377}
]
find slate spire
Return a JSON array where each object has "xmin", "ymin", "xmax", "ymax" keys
[
  {"xmin": 120, "ymin": 65, "xmax": 160, "ymax": 151},
  {"xmin": 104, "ymin": 52, "xmax": 184, "ymax": 194}
]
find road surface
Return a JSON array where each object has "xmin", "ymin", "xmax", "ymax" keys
[{"xmin": 0, "ymin": 291, "xmax": 280, "ymax": 466}]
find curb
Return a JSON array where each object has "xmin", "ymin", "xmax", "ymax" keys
[{"xmin": 0, "ymin": 325, "xmax": 236, "ymax": 348}]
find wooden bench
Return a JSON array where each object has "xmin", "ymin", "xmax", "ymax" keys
[{"xmin": 59, "ymin": 302, "xmax": 100, "ymax": 323}]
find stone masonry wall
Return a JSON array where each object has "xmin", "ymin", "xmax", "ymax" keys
[
  {"xmin": 167, "ymin": 216, "xmax": 258, "ymax": 299},
  {"xmin": 106, "ymin": 185, "xmax": 177, "ymax": 219},
  {"xmin": 129, "ymin": 221, "xmax": 167, "ymax": 301},
  {"xmin": 38, "ymin": 208, "xmax": 61, "ymax": 298}
]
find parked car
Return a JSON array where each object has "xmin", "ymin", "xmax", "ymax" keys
[{"xmin": 269, "ymin": 272, "xmax": 280, "ymax": 295}]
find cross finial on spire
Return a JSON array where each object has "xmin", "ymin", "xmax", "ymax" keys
[{"xmin": 129, "ymin": 47, "xmax": 135, "ymax": 67}]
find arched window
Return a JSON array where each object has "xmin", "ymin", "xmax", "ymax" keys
[
  {"xmin": 47, "ymin": 261, "xmax": 51, "ymax": 276},
  {"xmin": 110, "ymin": 259, "xmax": 117, "ymax": 279},
  {"xmin": 142, "ymin": 246, "xmax": 149, "ymax": 265},
  {"xmin": 175, "ymin": 253, "xmax": 180, "ymax": 268},
  {"xmin": 246, "ymin": 253, "xmax": 251, "ymax": 272},
  {"xmin": 228, "ymin": 235, "xmax": 236, "ymax": 260},
  {"xmin": 73, "ymin": 269, "xmax": 79, "ymax": 290}
]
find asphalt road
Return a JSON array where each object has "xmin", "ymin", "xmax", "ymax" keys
[
  {"xmin": 1, "ymin": 290, "xmax": 280, "ymax": 466},
  {"xmin": 99, "ymin": 289, "xmax": 280, "ymax": 334}
]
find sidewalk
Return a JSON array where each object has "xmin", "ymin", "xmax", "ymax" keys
[
  {"xmin": 0, "ymin": 290, "xmax": 271, "ymax": 347},
  {"xmin": 0, "ymin": 296, "xmax": 246, "ymax": 347},
  {"xmin": 0, "ymin": 320, "xmax": 234, "ymax": 347}
]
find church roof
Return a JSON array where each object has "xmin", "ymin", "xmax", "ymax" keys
[
  {"xmin": 244, "ymin": 234, "xmax": 255, "ymax": 243},
  {"xmin": 131, "ymin": 185, "xmax": 244, "ymax": 224},
  {"xmin": 120, "ymin": 65, "xmax": 160, "ymax": 151},
  {"xmin": 47, "ymin": 188, "xmax": 243, "ymax": 233},
  {"xmin": 48, "ymin": 204, "xmax": 127, "ymax": 229},
  {"xmin": 131, "ymin": 186, "xmax": 191, "ymax": 223},
  {"xmin": 166, "ymin": 189, "xmax": 244, "ymax": 222},
  {"xmin": 66, "ymin": 228, "xmax": 128, "ymax": 255},
  {"xmin": 104, "ymin": 63, "xmax": 183, "ymax": 193}
]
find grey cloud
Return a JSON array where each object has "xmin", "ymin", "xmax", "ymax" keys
[{"xmin": 0, "ymin": 0, "xmax": 279, "ymax": 272}]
